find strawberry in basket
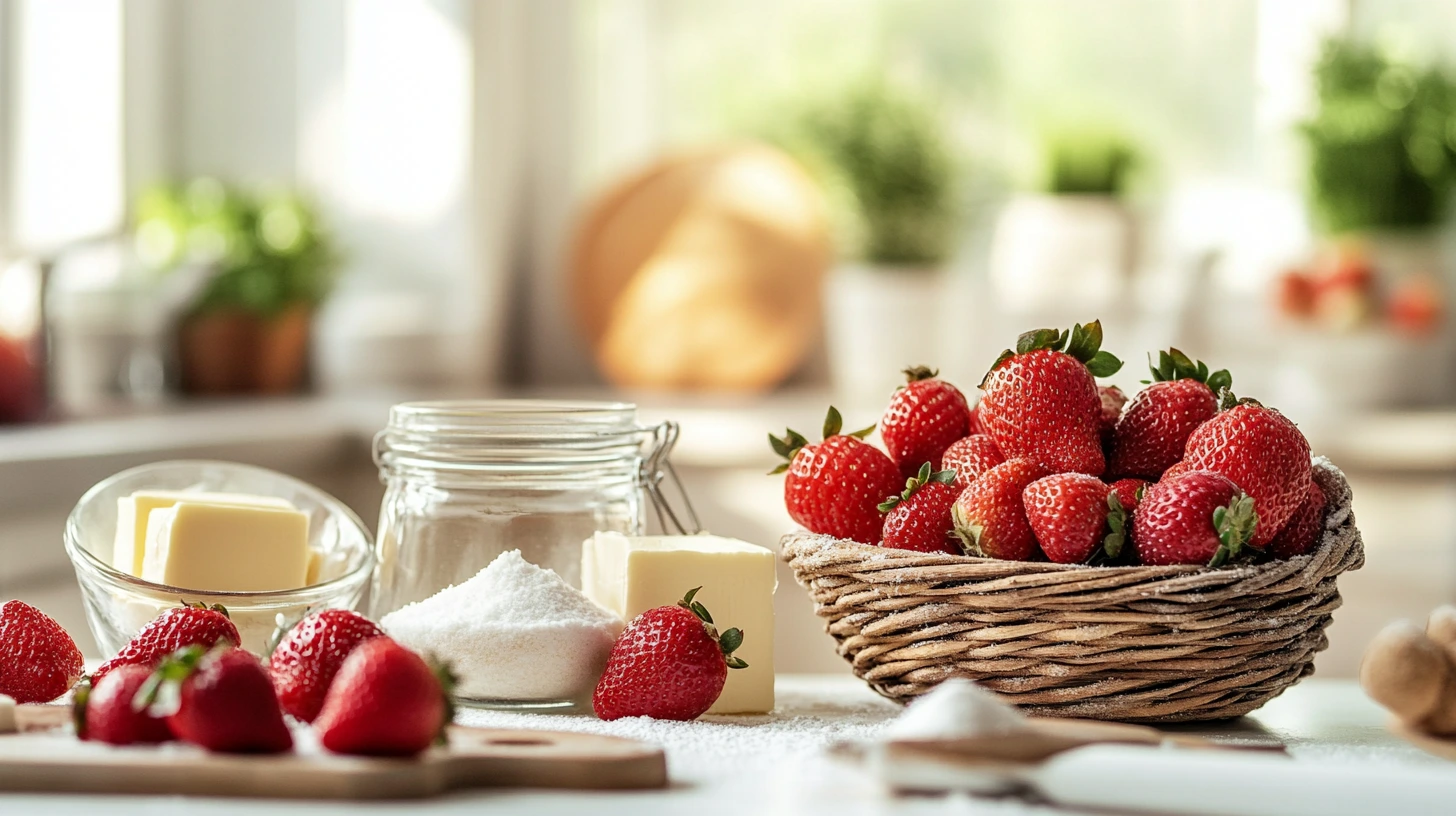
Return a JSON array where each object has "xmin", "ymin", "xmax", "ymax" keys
[
  {"xmin": 1182, "ymin": 395, "xmax": 1313, "ymax": 547},
  {"xmin": 879, "ymin": 366, "xmax": 970, "ymax": 479},
  {"xmin": 770, "ymin": 407, "xmax": 901, "ymax": 545},
  {"xmin": 879, "ymin": 463, "xmax": 962, "ymax": 556},
  {"xmin": 1108, "ymin": 349, "xmax": 1230, "ymax": 481},
  {"xmin": 978, "ymin": 321, "xmax": 1123, "ymax": 477}
]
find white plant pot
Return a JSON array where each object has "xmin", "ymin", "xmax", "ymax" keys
[
  {"xmin": 824, "ymin": 264, "xmax": 947, "ymax": 411},
  {"xmin": 989, "ymin": 194, "xmax": 1136, "ymax": 314}
]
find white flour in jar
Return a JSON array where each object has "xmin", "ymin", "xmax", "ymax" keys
[{"xmin": 381, "ymin": 550, "xmax": 623, "ymax": 702}]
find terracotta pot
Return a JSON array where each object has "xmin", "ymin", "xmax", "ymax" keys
[{"xmin": 178, "ymin": 306, "xmax": 312, "ymax": 395}]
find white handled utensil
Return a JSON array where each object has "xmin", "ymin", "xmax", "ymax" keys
[{"xmin": 880, "ymin": 742, "xmax": 1456, "ymax": 816}]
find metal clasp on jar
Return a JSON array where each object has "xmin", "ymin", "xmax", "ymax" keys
[{"xmin": 641, "ymin": 421, "xmax": 702, "ymax": 535}]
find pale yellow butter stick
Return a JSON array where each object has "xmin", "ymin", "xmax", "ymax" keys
[
  {"xmin": 113, "ymin": 490, "xmax": 293, "ymax": 576},
  {"xmin": 582, "ymin": 532, "xmax": 776, "ymax": 714},
  {"xmin": 141, "ymin": 502, "xmax": 310, "ymax": 592}
]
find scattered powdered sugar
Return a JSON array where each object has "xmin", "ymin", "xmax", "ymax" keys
[
  {"xmin": 382, "ymin": 550, "xmax": 622, "ymax": 702},
  {"xmin": 457, "ymin": 680, "xmax": 901, "ymax": 782},
  {"xmin": 883, "ymin": 679, "xmax": 1027, "ymax": 741}
]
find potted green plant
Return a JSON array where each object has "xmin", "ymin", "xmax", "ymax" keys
[
  {"xmin": 1282, "ymin": 37, "xmax": 1456, "ymax": 408},
  {"xmin": 989, "ymin": 126, "xmax": 1141, "ymax": 314},
  {"xmin": 773, "ymin": 78, "xmax": 960, "ymax": 404},
  {"xmin": 133, "ymin": 178, "xmax": 339, "ymax": 395}
]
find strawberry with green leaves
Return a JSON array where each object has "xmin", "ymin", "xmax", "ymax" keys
[
  {"xmin": 1109, "ymin": 349, "xmax": 1231, "ymax": 480},
  {"xmin": 594, "ymin": 588, "xmax": 747, "ymax": 721},
  {"xmin": 74, "ymin": 665, "xmax": 173, "ymax": 745},
  {"xmin": 878, "ymin": 463, "xmax": 962, "ymax": 555},
  {"xmin": 770, "ymin": 407, "xmax": 901, "ymax": 544},
  {"xmin": 1132, "ymin": 470, "xmax": 1259, "ymax": 567},
  {"xmin": 978, "ymin": 321, "xmax": 1123, "ymax": 477},
  {"xmin": 141, "ymin": 645, "xmax": 292, "ymax": 754},
  {"xmin": 940, "ymin": 434, "xmax": 1006, "ymax": 490},
  {"xmin": 951, "ymin": 459, "xmax": 1048, "ymax": 560},
  {"xmin": 1182, "ymin": 396, "xmax": 1312, "ymax": 547},
  {"xmin": 880, "ymin": 367, "xmax": 971, "ymax": 479},
  {"xmin": 1022, "ymin": 473, "xmax": 1129, "ymax": 565},
  {"xmin": 94, "ymin": 602, "xmax": 239, "ymax": 683}
]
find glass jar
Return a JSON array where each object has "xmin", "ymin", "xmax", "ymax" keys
[{"xmin": 369, "ymin": 400, "xmax": 692, "ymax": 621}]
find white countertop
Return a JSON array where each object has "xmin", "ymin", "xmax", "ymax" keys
[{"xmin": 0, "ymin": 676, "xmax": 1444, "ymax": 815}]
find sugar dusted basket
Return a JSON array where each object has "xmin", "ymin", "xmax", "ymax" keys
[{"xmin": 782, "ymin": 457, "xmax": 1364, "ymax": 722}]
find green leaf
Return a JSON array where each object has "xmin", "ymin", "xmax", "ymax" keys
[
  {"xmin": 719, "ymin": 627, "xmax": 744, "ymax": 655},
  {"xmin": 1103, "ymin": 531, "xmax": 1124, "ymax": 559},
  {"xmin": 691, "ymin": 601, "xmax": 714, "ymax": 625},
  {"xmin": 929, "ymin": 469, "xmax": 956, "ymax": 485},
  {"xmin": 1168, "ymin": 348, "xmax": 1197, "ymax": 378},
  {"xmin": 848, "ymin": 424, "xmax": 876, "ymax": 440},
  {"xmin": 1085, "ymin": 350, "xmax": 1124, "ymax": 378},
  {"xmin": 915, "ymin": 462, "xmax": 932, "ymax": 483},
  {"xmin": 1207, "ymin": 369, "xmax": 1233, "ymax": 395},
  {"xmin": 682, "ymin": 587, "xmax": 701, "ymax": 606},
  {"xmin": 1016, "ymin": 328, "xmax": 1065, "ymax": 354},
  {"xmin": 768, "ymin": 432, "xmax": 792, "ymax": 458},
  {"xmin": 877, "ymin": 496, "xmax": 901, "ymax": 513},
  {"xmin": 981, "ymin": 349, "xmax": 1016, "ymax": 387},
  {"xmin": 1217, "ymin": 387, "xmax": 1238, "ymax": 411},
  {"xmin": 903, "ymin": 366, "xmax": 938, "ymax": 382},
  {"xmin": 768, "ymin": 463, "xmax": 789, "ymax": 476},
  {"xmin": 725, "ymin": 656, "xmax": 749, "ymax": 670},
  {"xmin": 1066, "ymin": 320, "xmax": 1104, "ymax": 362},
  {"xmin": 823, "ymin": 406, "xmax": 843, "ymax": 439}
]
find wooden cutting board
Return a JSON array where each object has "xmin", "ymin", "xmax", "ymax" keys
[{"xmin": 0, "ymin": 705, "xmax": 666, "ymax": 799}]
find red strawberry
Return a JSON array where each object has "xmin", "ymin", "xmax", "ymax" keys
[
  {"xmin": 771, "ymin": 407, "xmax": 901, "ymax": 544},
  {"xmin": 594, "ymin": 588, "xmax": 747, "ymax": 721},
  {"xmin": 1098, "ymin": 385, "xmax": 1127, "ymax": 447},
  {"xmin": 1022, "ymin": 473, "xmax": 1128, "ymax": 564},
  {"xmin": 94, "ymin": 602, "xmax": 240, "ymax": 682},
  {"xmin": 1109, "ymin": 349, "xmax": 1230, "ymax": 480},
  {"xmin": 315, "ymin": 638, "xmax": 453, "ymax": 757},
  {"xmin": 270, "ymin": 609, "xmax": 386, "ymax": 723},
  {"xmin": 940, "ymin": 434, "xmax": 1006, "ymax": 490},
  {"xmin": 1269, "ymin": 481, "xmax": 1328, "ymax": 559},
  {"xmin": 74, "ymin": 665, "xmax": 172, "ymax": 745},
  {"xmin": 0, "ymin": 600, "xmax": 83, "ymax": 703},
  {"xmin": 1132, "ymin": 470, "xmax": 1258, "ymax": 566},
  {"xmin": 880, "ymin": 367, "xmax": 971, "ymax": 479},
  {"xmin": 144, "ymin": 645, "xmax": 292, "ymax": 753},
  {"xmin": 978, "ymin": 322, "xmax": 1122, "ymax": 476},
  {"xmin": 1160, "ymin": 461, "xmax": 1190, "ymax": 483},
  {"xmin": 1183, "ymin": 398, "xmax": 1312, "ymax": 547},
  {"xmin": 1109, "ymin": 477, "xmax": 1150, "ymax": 514},
  {"xmin": 950, "ymin": 459, "xmax": 1048, "ymax": 560},
  {"xmin": 878, "ymin": 464, "xmax": 962, "ymax": 555}
]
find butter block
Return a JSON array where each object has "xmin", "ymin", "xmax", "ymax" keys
[
  {"xmin": 583, "ymin": 532, "xmax": 775, "ymax": 714},
  {"xmin": 141, "ymin": 502, "xmax": 310, "ymax": 592},
  {"xmin": 113, "ymin": 491, "xmax": 293, "ymax": 576}
]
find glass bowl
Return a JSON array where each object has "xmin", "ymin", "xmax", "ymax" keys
[{"xmin": 65, "ymin": 460, "xmax": 374, "ymax": 656}]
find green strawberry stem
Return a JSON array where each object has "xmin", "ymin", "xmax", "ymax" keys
[
  {"xmin": 982, "ymin": 320, "xmax": 1124, "ymax": 386},
  {"xmin": 1143, "ymin": 348, "xmax": 1233, "ymax": 395},
  {"xmin": 677, "ymin": 587, "xmax": 749, "ymax": 670},
  {"xmin": 767, "ymin": 406, "xmax": 874, "ymax": 475},
  {"xmin": 71, "ymin": 678, "xmax": 93, "ymax": 737},
  {"xmin": 1208, "ymin": 494, "xmax": 1259, "ymax": 568},
  {"xmin": 1103, "ymin": 492, "xmax": 1129, "ymax": 560},
  {"xmin": 428, "ymin": 656, "xmax": 459, "ymax": 746},
  {"xmin": 878, "ymin": 462, "xmax": 956, "ymax": 512},
  {"xmin": 903, "ymin": 366, "xmax": 939, "ymax": 383},
  {"xmin": 135, "ymin": 643, "xmax": 213, "ymax": 717}
]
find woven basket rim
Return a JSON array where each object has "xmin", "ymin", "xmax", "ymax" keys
[{"xmin": 781, "ymin": 456, "xmax": 1356, "ymax": 583}]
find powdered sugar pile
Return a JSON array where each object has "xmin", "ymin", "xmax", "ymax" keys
[
  {"xmin": 883, "ymin": 678, "xmax": 1026, "ymax": 741},
  {"xmin": 381, "ymin": 550, "xmax": 622, "ymax": 702}
]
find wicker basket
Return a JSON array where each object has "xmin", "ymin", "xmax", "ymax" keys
[{"xmin": 783, "ymin": 457, "xmax": 1364, "ymax": 722}]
